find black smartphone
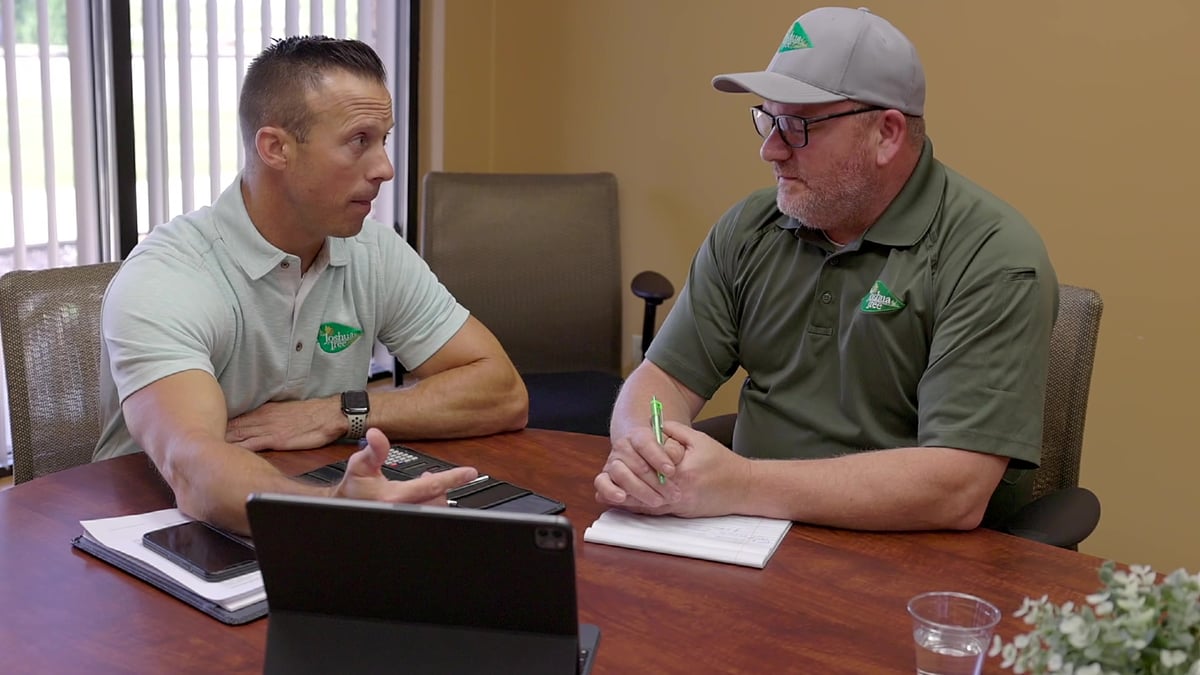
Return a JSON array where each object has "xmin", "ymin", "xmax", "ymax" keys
[{"xmin": 142, "ymin": 521, "xmax": 258, "ymax": 582}]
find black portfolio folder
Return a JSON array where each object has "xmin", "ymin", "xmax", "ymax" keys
[{"xmin": 71, "ymin": 534, "xmax": 267, "ymax": 625}]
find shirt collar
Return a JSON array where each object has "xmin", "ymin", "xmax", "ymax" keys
[
  {"xmin": 213, "ymin": 176, "xmax": 352, "ymax": 280},
  {"xmin": 861, "ymin": 139, "xmax": 945, "ymax": 248},
  {"xmin": 773, "ymin": 139, "xmax": 946, "ymax": 250}
]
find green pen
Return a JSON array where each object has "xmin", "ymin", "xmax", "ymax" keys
[{"xmin": 651, "ymin": 396, "xmax": 666, "ymax": 484}]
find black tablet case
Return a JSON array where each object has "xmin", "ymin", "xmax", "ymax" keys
[{"xmin": 246, "ymin": 493, "xmax": 600, "ymax": 675}]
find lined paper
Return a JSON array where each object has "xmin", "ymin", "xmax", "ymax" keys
[{"xmin": 583, "ymin": 509, "xmax": 791, "ymax": 569}]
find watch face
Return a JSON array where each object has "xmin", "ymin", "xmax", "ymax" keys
[{"xmin": 342, "ymin": 390, "xmax": 369, "ymax": 414}]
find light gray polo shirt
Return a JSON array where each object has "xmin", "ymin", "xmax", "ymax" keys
[
  {"xmin": 95, "ymin": 178, "xmax": 468, "ymax": 460},
  {"xmin": 649, "ymin": 140, "xmax": 1058, "ymax": 471}
]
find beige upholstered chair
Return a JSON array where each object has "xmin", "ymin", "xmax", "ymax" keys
[
  {"xmin": 414, "ymin": 172, "xmax": 673, "ymax": 435},
  {"xmin": 693, "ymin": 283, "xmax": 1104, "ymax": 548},
  {"xmin": 0, "ymin": 262, "xmax": 120, "ymax": 483}
]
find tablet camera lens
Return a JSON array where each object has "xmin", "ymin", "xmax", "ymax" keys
[{"xmin": 535, "ymin": 527, "xmax": 568, "ymax": 551}]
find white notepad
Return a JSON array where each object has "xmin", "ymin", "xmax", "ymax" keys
[{"xmin": 583, "ymin": 509, "xmax": 792, "ymax": 569}]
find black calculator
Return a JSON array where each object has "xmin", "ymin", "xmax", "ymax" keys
[{"xmin": 300, "ymin": 444, "xmax": 566, "ymax": 515}]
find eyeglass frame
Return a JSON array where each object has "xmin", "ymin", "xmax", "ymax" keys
[{"xmin": 750, "ymin": 104, "xmax": 885, "ymax": 149}]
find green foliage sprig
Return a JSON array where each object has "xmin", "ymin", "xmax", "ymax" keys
[{"xmin": 990, "ymin": 561, "xmax": 1200, "ymax": 674}]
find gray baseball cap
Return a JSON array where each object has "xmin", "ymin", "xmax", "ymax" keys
[{"xmin": 712, "ymin": 7, "xmax": 925, "ymax": 116}]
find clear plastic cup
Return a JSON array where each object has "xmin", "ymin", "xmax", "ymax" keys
[{"xmin": 906, "ymin": 591, "xmax": 1001, "ymax": 675}]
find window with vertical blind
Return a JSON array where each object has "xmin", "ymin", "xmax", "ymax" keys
[{"xmin": 0, "ymin": 0, "xmax": 417, "ymax": 471}]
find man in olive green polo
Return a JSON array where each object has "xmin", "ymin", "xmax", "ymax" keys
[{"xmin": 593, "ymin": 7, "xmax": 1057, "ymax": 531}]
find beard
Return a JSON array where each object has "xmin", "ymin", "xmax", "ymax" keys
[{"xmin": 775, "ymin": 142, "xmax": 876, "ymax": 235}]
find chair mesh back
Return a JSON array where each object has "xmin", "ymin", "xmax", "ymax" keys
[
  {"xmin": 1035, "ymin": 284, "xmax": 1103, "ymax": 500},
  {"xmin": 419, "ymin": 172, "xmax": 622, "ymax": 375},
  {"xmin": 0, "ymin": 262, "xmax": 120, "ymax": 483}
]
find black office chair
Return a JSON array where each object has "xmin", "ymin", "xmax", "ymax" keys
[
  {"xmin": 693, "ymin": 284, "xmax": 1104, "ymax": 549},
  {"xmin": 412, "ymin": 172, "xmax": 673, "ymax": 436}
]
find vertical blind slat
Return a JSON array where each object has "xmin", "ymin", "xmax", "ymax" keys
[
  {"xmin": 67, "ymin": 0, "xmax": 99, "ymax": 263},
  {"xmin": 374, "ymin": 0, "xmax": 396, "ymax": 231},
  {"xmin": 177, "ymin": 0, "xmax": 195, "ymax": 213},
  {"xmin": 356, "ymin": 0, "xmax": 370, "ymax": 45},
  {"xmin": 234, "ymin": 0, "xmax": 245, "ymax": 169},
  {"xmin": 286, "ymin": 0, "xmax": 299, "ymax": 37},
  {"xmin": 144, "ymin": 0, "xmax": 166, "ymax": 230},
  {"xmin": 335, "ymin": 0, "xmax": 347, "ymax": 38},
  {"xmin": 260, "ymin": 0, "xmax": 271, "ymax": 50},
  {"xmin": 310, "ymin": 0, "xmax": 322, "ymax": 35},
  {"xmin": 3, "ymin": 0, "xmax": 26, "ymax": 269},
  {"xmin": 206, "ymin": 0, "xmax": 220, "ymax": 202},
  {"xmin": 37, "ymin": 0, "xmax": 59, "ymax": 266}
]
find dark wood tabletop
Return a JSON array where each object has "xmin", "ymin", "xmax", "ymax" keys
[{"xmin": 0, "ymin": 429, "xmax": 1109, "ymax": 674}]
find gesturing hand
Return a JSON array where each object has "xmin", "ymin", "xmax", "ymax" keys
[{"xmin": 334, "ymin": 428, "xmax": 478, "ymax": 506}]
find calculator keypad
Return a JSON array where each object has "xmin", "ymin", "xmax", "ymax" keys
[{"xmin": 385, "ymin": 447, "xmax": 419, "ymax": 467}]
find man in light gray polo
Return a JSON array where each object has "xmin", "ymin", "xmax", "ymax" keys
[
  {"xmin": 594, "ymin": 7, "xmax": 1057, "ymax": 531},
  {"xmin": 96, "ymin": 37, "xmax": 528, "ymax": 534}
]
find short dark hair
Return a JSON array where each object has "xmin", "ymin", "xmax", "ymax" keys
[{"xmin": 238, "ymin": 35, "xmax": 387, "ymax": 149}]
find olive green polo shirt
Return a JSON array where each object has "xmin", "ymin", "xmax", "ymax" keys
[{"xmin": 649, "ymin": 141, "xmax": 1057, "ymax": 480}]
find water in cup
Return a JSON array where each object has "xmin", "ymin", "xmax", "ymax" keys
[
  {"xmin": 907, "ymin": 592, "xmax": 1000, "ymax": 675},
  {"xmin": 913, "ymin": 625, "xmax": 985, "ymax": 675}
]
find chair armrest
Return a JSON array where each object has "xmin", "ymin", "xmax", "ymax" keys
[
  {"xmin": 692, "ymin": 413, "xmax": 737, "ymax": 448},
  {"xmin": 631, "ymin": 271, "xmax": 674, "ymax": 304},
  {"xmin": 1003, "ymin": 486, "xmax": 1101, "ymax": 549}
]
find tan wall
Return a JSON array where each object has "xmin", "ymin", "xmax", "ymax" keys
[{"xmin": 421, "ymin": 0, "xmax": 1200, "ymax": 572}]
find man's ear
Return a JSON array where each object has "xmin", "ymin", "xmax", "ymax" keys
[
  {"xmin": 874, "ymin": 109, "xmax": 907, "ymax": 166},
  {"xmin": 255, "ymin": 126, "xmax": 291, "ymax": 170}
]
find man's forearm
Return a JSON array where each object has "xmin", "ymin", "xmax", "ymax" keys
[
  {"xmin": 158, "ymin": 433, "xmax": 331, "ymax": 534},
  {"xmin": 369, "ymin": 358, "xmax": 527, "ymax": 439},
  {"xmin": 610, "ymin": 361, "xmax": 705, "ymax": 440},
  {"xmin": 737, "ymin": 446, "xmax": 1009, "ymax": 531}
]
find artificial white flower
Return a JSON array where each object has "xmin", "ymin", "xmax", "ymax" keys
[
  {"xmin": 992, "ymin": 561, "xmax": 1200, "ymax": 675},
  {"xmin": 1163, "ymin": 651, "xmax": 1189, "ymax": 667}
]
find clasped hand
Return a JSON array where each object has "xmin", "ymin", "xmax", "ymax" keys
[
  {"xmin": 593, "ymin": 421, "xmax": 750, "ymax": 517},
  {"xmin": 226, "ymin": 397, "xmax": 345, "ymax": 451}
]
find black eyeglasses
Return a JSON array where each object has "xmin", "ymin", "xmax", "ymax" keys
[{"xmin": 750, "ymin": 105, "xmax": 884, "ymax": 148}]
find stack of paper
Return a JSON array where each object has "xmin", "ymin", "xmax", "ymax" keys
[
  {"xmin": 583, "ymin": 509, "xmax": 792, "ymax": 569},
  {"xmin": 74, "ymin": 509, "xmax": 266, "ymax": 624}
]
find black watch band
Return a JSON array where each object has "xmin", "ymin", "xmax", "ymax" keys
[{"xmin": 341, "ymin": 390, "xmax": 370, "ymax": 440}]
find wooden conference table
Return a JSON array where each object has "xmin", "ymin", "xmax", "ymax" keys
[{"xmin": 0, "ymin": 429, "xmax": 1108, "ymax": 674}]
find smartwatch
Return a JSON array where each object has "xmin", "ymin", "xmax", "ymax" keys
[{"xmin": 341, "ymin": 390, "xmax": 370, "ymax": 440}]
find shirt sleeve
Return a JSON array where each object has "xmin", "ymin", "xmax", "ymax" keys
[
  {"xmin": 645, "ymin": 198, "xmax": 757, "ymax": 399},
  {"xmin": 916, "ymin": 225, "xmax": 1059, "ymax": 467},
  {"xmin": 372, "ymin": 229, "xmax": 469, "ymax": 371},
  {"xmin": 101, "ymin": 251, "xmax": 233, "ymax": 403}
]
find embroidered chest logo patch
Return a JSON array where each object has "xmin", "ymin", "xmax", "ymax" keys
[
  {"xmin": 317, "ymin": 322, "xmax": 363, "ymax": 353},
  {"xmin": 860, "ymin": 281, "xmax": 906, "ymax": 313}
]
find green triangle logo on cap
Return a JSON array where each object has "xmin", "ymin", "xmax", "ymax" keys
[
  {"xmin": 860, "ymin": 281, "xmax": 906, "ymax": 313},
  {"xmin": 778, "ymin": 21, "xmax": 814, "ymax": 52}
]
